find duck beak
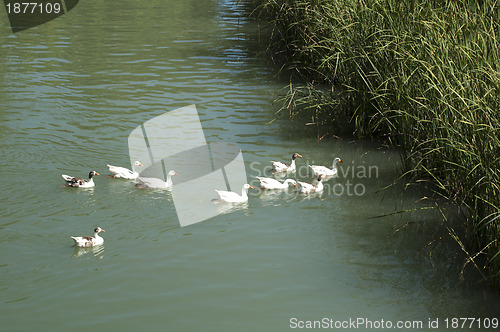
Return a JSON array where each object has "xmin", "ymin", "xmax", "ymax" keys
[
  {"xmin": 297, "ymin": 154, "xmax": 302, "ymax": 158},
  {"xmin": 249, "ymin": 185, "xmax": 254, "ymax": 189},
  {"xmin": 174, "ymin": 172, "xmax": 178, "ymax": 176},
  {"xmin": 339, "ymin": 159, "xmax": 343, "ymax": 163},
  {"xmin": 100, "ymin": 229, "xmax": 105, "ymax": 232},
  {"xmin": 94, "ymin": 172, "xmax": 100, "ymax": 176},
  {"xmin": 294, "ymin": 184, "xmax": 297, "ymax": 187},
  {"xmin": 138, "ymin": 163, "xmax": 143, "ymax": 166}
]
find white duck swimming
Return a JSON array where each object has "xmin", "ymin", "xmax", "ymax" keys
[
  {"xmin": 136, "ymin": 170, "xmax": 177, "ymax": 188},
  {"xmin": 71, "ymin": 227, "xmax": 105, "ymax": 247},
  {"xmin": 215, "ymin": 184, "xmax": 253, "ymax": 203},
  {"xmin": 256, "ymin": 177, "xmax": 297, "ymax": 190},
  {"xmin": 107, "ymin": 161, "xmax": 143, "ymax": 179},
  {"xmin": 298, "ymin": 175, "xmax": 325, "ymax": 194},
  {"xmin": 309, "ymin": 157, "xmax": 342, "ymax": 177},
  {"xmin": 270, "ymin": 153, "xmax": 302, "ymax": 173},
  {"xmin": 62, "ymin": 171, "xmax": 99, "ymax": 188}
]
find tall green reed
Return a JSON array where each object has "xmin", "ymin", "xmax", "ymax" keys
[{"xmin": 249, "ymin": 0, "xmax": 500, "ymax": 287}]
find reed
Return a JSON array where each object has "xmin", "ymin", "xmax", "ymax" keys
[{"xmin": 248, "ymin": 0, "xmax": 500, "ymax": 287}]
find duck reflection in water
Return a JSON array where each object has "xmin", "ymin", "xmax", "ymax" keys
[{"xmin": 72, "ymin": 245, "xmax": 105, "ymax": 259}]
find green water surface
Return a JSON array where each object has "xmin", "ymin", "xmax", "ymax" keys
[{"xmin": 0, "ymin": 1, "xmax": 498, "ymax": 331}]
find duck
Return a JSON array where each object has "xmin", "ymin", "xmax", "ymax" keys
[
  {"xmin": 309, "ymin": 157, "xmax": 342, "ymax": 177},
  {"xmin": 62, "ymin": 171, "xmax": 99, "ymax": 188},
  {"xmin": 71, "ymin": 227, "xmax": 105, "ymax": 247},
  {"xmin": 270, "ymin": 153, "xmax": 302, "ymax": 173},
  {"xmin": 136, "ymin": 170, "xmax": 177, "ymax": 188},
  {"xmin": 298, "ymin": 175, "xmax": 325, "ymax": 194},
  {"xmin": 107, "ymin": 161, "xmax": 143, "ymax": 179},
  {"xmin": 215, "ymin": 184, "xmax": 253, "ymax": 203},
  {"xmin": 256, "ymin": 177, "xmax": 297, "ymax": 190}
]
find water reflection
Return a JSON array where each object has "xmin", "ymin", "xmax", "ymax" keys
[
  {"xmin": 215, "ymin": 201, "xmax": 249, "ymax": 216},
  {"xmin": 71, "ymin": 245, "xmax": 105, "ymax": 259},
  {"xmin": 256, "ymin": 189, "xmax": 297, "ymax": 206},
  {"xmin": 296, "ymin": 191, "xmax": 324, "ymax": 201}
]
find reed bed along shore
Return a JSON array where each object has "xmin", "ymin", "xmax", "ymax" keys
[{"xmin": 247, "ymin": 0, "xmax": 500, "ymax": 287}]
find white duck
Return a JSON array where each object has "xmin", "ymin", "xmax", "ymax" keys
[
  {"xmin": 136, "ymin": 170, "xmax": 177, "ymax": 188},
  {"xmin": 62, "ymin": 171, "xmax": 99, "ymax": 188},
  {"xmin": 215, "ymin": 184, "xmax": 253, "ymax": 203},
  {"xmin": 107, "ymin": 161, "xmax": 143, "ymax": 179},
  {"xmin": 71, "ymin": 227, "xmax": 105, "ymax": 247},
  {"xmin": 270, "ymin": 153, "xmax": 302, "ymax": 173},
  {"xmin": 309, "ymin": 157, "xmax": 343, "ymax": 177},
  {"xmin": 256, "ymin": 177, "xmax": 297, "ymax": 190},
  {"xmin": 298, "ymin": 175, "xmax": 325, "ymax": 194}
]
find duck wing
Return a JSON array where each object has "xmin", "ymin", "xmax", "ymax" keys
[
  {"xmin": 271, "ymin": 161, "xmax": 291, "ymax": 172},
  {"xmin": 256, "ymin": 176, "xmax": 282, "ymax": 188},
  {"xmin": 62, "ymin": 174, "xmax": 86, "ymax": 187},
  {"xmin": 136, "ymin": 177, "xmax": 167, "ymax": 188},
  {"xmin": 107, "ymin": 164, "xmax": 134, "ymax": 178},
  {"xmin": 298, "ymin": 181, "xmax": 315, "ymax": 193},
  {"xmin": 71, "ymin": 236, "xmax": 93, "ymax": 247},
  {"xmin": 271, "ymin": 161, "xmax": 290, "ymax": 167},
  {"xmin": 215, "ymin": 190, "xmax": 243, "ymax": 202},
  {"xmin": 61, "ymin": 174, "xmax": 74, "ymax": 182},
  {"xmin": 71, "ymin": 177, "xmax": 88, "ymax": 187}
]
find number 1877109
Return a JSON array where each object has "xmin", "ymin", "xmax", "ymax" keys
[{"xmin": 5, "ymin": 2, "xmax": 62, "ymax": 14}]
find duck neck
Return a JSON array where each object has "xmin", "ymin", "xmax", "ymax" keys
[
  {"xmin": 166, "ymin": 174, "xmax": 173, "ymax": 187},
  {"xmin": 241, "ymin": 188, "xmax": 248, "ymax": 199},
  {"xmin": 316, "ymin": 180, "xmax": 323, "ymax": 191}
]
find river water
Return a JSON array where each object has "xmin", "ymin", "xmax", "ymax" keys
[{"xmin": 0, "ymin": 1, "xmax": 498, "ymax": 331}]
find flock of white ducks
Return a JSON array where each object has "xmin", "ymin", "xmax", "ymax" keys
[
  {"xmin": 64, "ymin": 162, "xmax": 176, "ymax": 247},
  {"xmin": 257, "ymin": 153, "xmax": 342, "ymax": 195},
  {"xmin": 61, "ymin": 162, "xmax": 177, "ymax": 189},
  {"xmin": 64, "ymin": 153, "xmax": 342, "ymax": 246}
]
